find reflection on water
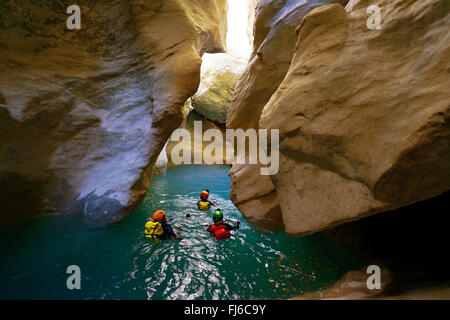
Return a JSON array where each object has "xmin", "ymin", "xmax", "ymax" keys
[{"xmin": 0, "ymin": 166, "xmax": 360, "ymax": 299}]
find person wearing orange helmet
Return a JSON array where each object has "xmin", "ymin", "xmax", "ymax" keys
[
  {"xmin": 145, "ymin": 210, "xmax": 181, "ymax": 241},
  {"xmin": 197, "ymin": 189, "xmax": 217, "ymax": 211}
]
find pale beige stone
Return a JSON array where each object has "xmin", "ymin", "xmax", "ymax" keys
[{"xmin": 0, "ymin": 0, "xmax": 228, "ymax": 225}]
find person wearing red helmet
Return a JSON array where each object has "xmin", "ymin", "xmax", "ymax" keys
[
  {"xmin": 197, "ymin": 189, "xmax": 217, "ymax": 211},
  {"xmin": 145, "ymin": 210, "xmax": 181, "ymax": 241}
]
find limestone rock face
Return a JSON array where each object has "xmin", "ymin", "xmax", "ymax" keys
[
  {"xmin": 165, "ymin": 111, "xmax": 233, "ymax": 167},
  {"xmin": 0, "ymin": 0, "xmax": 227, "ymax": 225},
  {"xmin": 227, "ymin": 0, "xmax": 332, "ymax": 230},
  {"xmin": 229, "ymin": 0, "xmax": 450, "ymax": 236}
]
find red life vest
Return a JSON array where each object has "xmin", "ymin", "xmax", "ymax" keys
[{"xmin": 208, "ymin": 224, "xmax": 230, "ymax": 240}]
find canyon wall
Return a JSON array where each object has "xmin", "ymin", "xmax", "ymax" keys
[
  {"xmin": 0, "ymin": 0, "xmax": 228, "ymax": 225},
  {"xmin": 228, "ymin": 0, "xmax": 450, "ymax": 236},
  {"xmin": 192, "ymin": 68, "xmax": 240, "ymax": 122}
]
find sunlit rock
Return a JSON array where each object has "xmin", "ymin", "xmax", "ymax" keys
[
  {"xmin": 227, "ymin": 0, "xmax": 331, "ymax": 230},
  {"xmin": 192, "ymin": 0, "xmax": 254, "ymax": 123},
  {"xmin": 192, "ymin": 68, "xmax": 240, "ymax": 122},
  {"xmin": 229, "ymin": 0, "xmax": 450, "ymax": 236}
]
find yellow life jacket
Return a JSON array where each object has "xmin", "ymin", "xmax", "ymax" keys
[
  {"xmin": 145, "ymin": 220, "xmax": 163, "ymax": 241},
  {"xmin": 198, "ymin": 201, "xmax": 211, "ymax": 211}
]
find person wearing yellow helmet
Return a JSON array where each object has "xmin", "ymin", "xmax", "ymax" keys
[
  {"xmin": 197, "ymin": 189, "xmax": 217, "ymax": 211},
  {"xmin": 145, "ymin": 210, "xmax": 181, "ymax": 241}
]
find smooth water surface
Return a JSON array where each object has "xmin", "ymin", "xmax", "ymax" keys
[{"xmin": 0, "ymin": 166, "xmax": 360, "ymax": 299}]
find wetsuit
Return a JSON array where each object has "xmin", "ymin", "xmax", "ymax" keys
[{"xmin": 207, "ymin": 222, "xmax": 237, "ymax": 240}]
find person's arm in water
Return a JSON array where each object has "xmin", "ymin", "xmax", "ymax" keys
[{"xmin": 163, "ymin": 223, "xmax": 182, "ymax": 240}]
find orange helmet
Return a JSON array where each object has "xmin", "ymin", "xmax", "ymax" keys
[
  {"xmin": 152, "ymin": 210, "xmax": 166, "ymax": 221},
  {"xmin": 200, "ymin": 191, "xmax": 209, "ymax": 200}
]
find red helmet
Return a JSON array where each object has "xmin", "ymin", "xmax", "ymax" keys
[
  {"xmin": 152, "ymin": 210, "xmax": 166, "ymax": 221},
  {"xmin": 200, "ymin": 191, "xmax": 209, "ymax": 200}
]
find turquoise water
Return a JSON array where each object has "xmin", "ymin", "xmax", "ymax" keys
[{"xmin": 0, "ymin": 166, "xmax": 360, "ymax": 300}]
